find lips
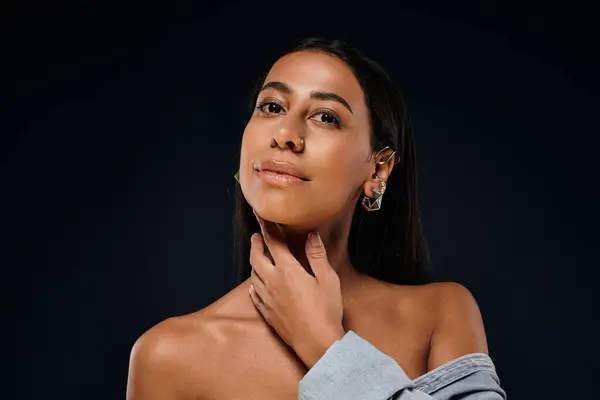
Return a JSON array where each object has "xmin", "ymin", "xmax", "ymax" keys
[{"xmin": 255, "ymin": 159, "xmax": 309, "ymax": 181}]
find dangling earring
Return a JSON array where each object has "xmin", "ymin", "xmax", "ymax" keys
[
  {"xmin": 234, "ymin": 170, "xmax": 240, "ymax": 183},
  {"xmin": 361, "ymin": 175, "xmax": 386, "ymax": 212}
]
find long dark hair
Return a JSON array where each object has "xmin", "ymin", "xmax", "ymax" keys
[{"xmin": 233, "ymin": 38, "xmax": 433, "ymax": 286}]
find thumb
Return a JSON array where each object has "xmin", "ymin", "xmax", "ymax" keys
[{"xmin": 305, "ymin": 232, "xmax": 333, "ymax": 281}]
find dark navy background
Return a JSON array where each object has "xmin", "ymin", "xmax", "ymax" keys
[{"xmin": 7, "ymin": 1, "xmax": 597, "ymax": 399}]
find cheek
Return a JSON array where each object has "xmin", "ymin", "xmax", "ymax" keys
[
  {"xmin": 315, "ymin": 135, "xmax": 371, "ymax": 181},
  {"xmin": 239, "ymin": 120, "xmax": 260, "ymax": 171},
  {"xmin": 311, "ymin": 137, "xmax": 372, "ymax": 203},
  {"xmin": 238, "ymin": 120, "xmax": 272, "ymax": 210}
]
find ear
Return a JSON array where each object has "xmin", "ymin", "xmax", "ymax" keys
[{"xmin": 362, "ymin": 147, "xmax": 398, "ymax": 198}]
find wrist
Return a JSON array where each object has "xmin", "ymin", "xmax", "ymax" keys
[{"xmin": 296, "ymin": 326, "xmax": 345, "ymax": 369}]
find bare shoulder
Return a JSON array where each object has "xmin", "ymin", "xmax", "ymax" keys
[
  {"xmin": 126, "ymin": 282, "xmax": 261, "ymax": 400},
  {"xmin": 126, "ymin": 312, "xmax": 219, "ymax": 400},
  {"xmin": 375, "ymin": 280, "xmax": 488, "ymax": 371},
  {"xmin": 420, "ymin": 281, "xmax": 486, "ymax": 331},
  {"xmin": 363, "ymin": 278, "xmax": 481, "ymax": 322},
  {"xmin": 420, "ymin": 282, "xmax": 489, "ymax": 369},
  {"xmin": 410, "ymin": 281, "xmax": 481, "ymax": 309},
  {"xmin": 366, "ymin": 279, "xmax": 454, "ymax": 314}
]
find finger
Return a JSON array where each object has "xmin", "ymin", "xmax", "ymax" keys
[
  {"xmin": 253, "ymin": 210, "xmax": 294, "ymax": 265},
  {"xmin": 250, "ymin": 233, "xmax": 274, "ymax": 284},
  {"xmin": 305, "ymin": 232, "xmax": 334, "ymax": 282},
  {"xmin": 249, "ymin": 284, "xmax": 269, "ymax": 320},
  {"xmin": 250, "ymin": 267, "xmax": 267, "ymax": 296},
  {"xmin": 250, "ymin": 274, "xmax": 269, "ymax": 310}
]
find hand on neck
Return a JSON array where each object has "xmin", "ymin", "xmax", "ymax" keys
[{"xmin": 271, "ymin": 219, "xmax": 361, "ymax": 288}]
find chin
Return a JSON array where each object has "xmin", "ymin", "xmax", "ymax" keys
[
  {"xmin": 246, "ymin": 195, "xmax": 313, "ymax": 228},
  {"xmin": 241, "ymin": 181, "xmax": 338, "ymax": 229},
  {"xmin": 253, "ymin": 201, "xmax": 308, "ymax": 226}
]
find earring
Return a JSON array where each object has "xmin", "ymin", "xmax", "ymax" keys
[
  {"xmin": 375, "ymin": 146, "xmax": 400, "ymax": 165},
  {"xmin": 361, "ymin": 175, "xmax": 386, "ymax": 212},
  {"xmin": 234, "ymin": 170, "xmax": 240, "ymax": 183}
]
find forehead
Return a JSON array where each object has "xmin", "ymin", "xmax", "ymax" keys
[{"xmin": 264, "ymin": 50, "xmax": 365, "ymax": 105}]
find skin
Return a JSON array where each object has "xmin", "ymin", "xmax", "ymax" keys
[
  {"xmin": 126, "ymin": 50, "xmax": 489, "ymax": 400},
  {"xmin": 249, "ymin": 216, "xmax": 345, "ymax": 370}
]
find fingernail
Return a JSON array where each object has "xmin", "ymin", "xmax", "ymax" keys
[{"xmin": 309, "ymin": 232, "xmax": 322, "ymax": 248}]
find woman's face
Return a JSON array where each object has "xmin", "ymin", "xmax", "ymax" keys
[{"xmin": 239, "ymin": 50, "xmax": 377, "ymax": 228}]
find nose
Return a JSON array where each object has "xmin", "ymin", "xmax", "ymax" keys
[{"xmin": 271, "ymin": 118, "xmax": 305, "ymax": 152}]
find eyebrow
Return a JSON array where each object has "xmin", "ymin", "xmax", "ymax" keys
[{"xmin": 259, "ymin": 81, "xmax": 354, "ymax": 114}]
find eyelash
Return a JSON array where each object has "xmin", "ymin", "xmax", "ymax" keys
[{"xmin": 255, "ymin": 100, "xmax": 343, "ymax": 128}]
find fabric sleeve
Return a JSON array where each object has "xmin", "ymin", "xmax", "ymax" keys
[{"xmin": 298, "ymin": 331, "xmax": 506, "ymax": 400}]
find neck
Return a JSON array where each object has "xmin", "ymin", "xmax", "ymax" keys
[{"xmin": 274, "ymin": 211, "xmax": 363, "ymax": 294}]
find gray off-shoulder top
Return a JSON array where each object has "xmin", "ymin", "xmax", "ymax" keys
[{"xmin": 299, "ymin": 330, "xmax": 506, "ymax": 399}]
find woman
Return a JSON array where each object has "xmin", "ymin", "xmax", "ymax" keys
[{"xmin": 126, "ymin": 38, "xmax": 506, "ymax": 399}]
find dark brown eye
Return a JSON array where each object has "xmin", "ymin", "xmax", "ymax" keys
[
  {"xmin": 267, "ymin": 103, "xmax": 281, "ymax": 113},
  {"xmin": 256, "ymin": 101, "xmax": 284, "ymax": 115},
  {"xmin": 311, "ymin": 110, "xmax": 342, "ymax": 127},
  {"xmin": 320, "ymin": 113, "xmax": 336, "ymax": 124}
]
